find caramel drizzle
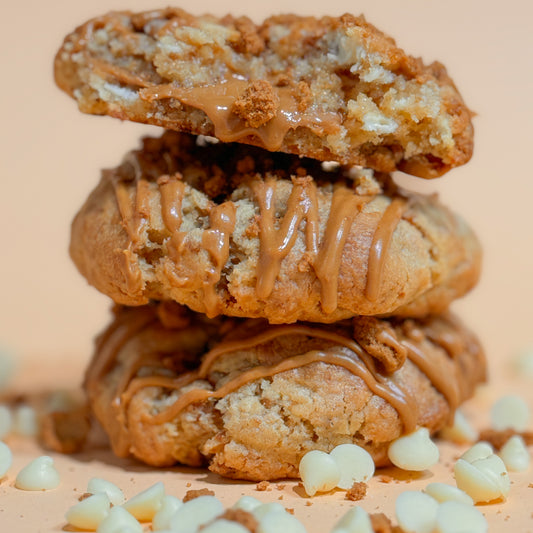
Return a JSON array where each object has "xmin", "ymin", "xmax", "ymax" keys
[
  {"xmin": 114, "ymin": 167, "xmax": 407, "ymax": 314},
  {"xmin": 139, "ymin": 78, "xmax": 341, "ymax": 152},
  {"xmin": 120, "ymin": 324, "xmax": 419, "ymax": 432},
  {"xmin": 366, "ymin": 197, "xmax": 409, "ymax": 302}
]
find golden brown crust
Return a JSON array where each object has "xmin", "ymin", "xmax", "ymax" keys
[
  {"xmin": 70, "ymin": 132, "xmax": 481, "ymax": 323},
  {"xmin": 54, "ymin": 9, "xmax": 473, "ymax": 178},
  {"xmin": 85, "ymin": 303, "xmax": 485, "ymax": 481}
]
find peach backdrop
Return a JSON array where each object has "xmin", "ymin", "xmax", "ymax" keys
[{"xmin": 1, "ymin": 1, "xmax": 532, "ymax": 530}]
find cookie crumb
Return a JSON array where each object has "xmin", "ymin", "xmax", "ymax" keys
[
  {"xmin": 183, "ymin": 488, "xmax": 215, "ymax": 502},
  {"xmin": 305, "ymin": 501, "xmax": 312, "ymax": 507},
  {"xmin": 186, "ymin": 482, "xmax": 192, "ymax": 487},
  {"xmin": 220, "ymin": 508, "xmax": 258, "ymax": 532},
  {"xmin": 232, "ymin": 80, "xmax": 279, "ymax": 128},
  {"xmin": 345, "ymin": 481, "xmax": 367, "ymax": 501},
  {"xmin": 370, "ymin": 512, "xmax": 405, "ymax": 533},
  {"xmin": 256, "ymin": 481, "xmax": 270, "ymax": 491},
  {"xmin": 479, "ymin": 428, "xmax": 533, "ymax": 450},
  {"xmin": 77, "ymin": 492, "xmax": 91, "ymax": 502},
  {"xmin": 286, "ymin": 508, "xmax": 295, "ymax": 515},
  {"xmin": 276, "ymin": 483, "xmax": 285, "ymax": 490}
]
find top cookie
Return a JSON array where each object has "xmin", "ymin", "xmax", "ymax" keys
[{"xmin": 54, "ymin": 8, "xmax": 473, "ymax": 178}]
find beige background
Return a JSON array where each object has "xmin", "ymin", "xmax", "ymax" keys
[{"xmin": 1, "ymin": 0, "xmax": 532, "ymax": 531}]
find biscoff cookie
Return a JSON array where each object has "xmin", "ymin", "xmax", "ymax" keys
[
  {"xmin": 54, "ymin": 8, "xmax": 473, "ymax": 178},
  {"xmin": 85, "ymin": 302, "xmax": 485, "ymax": 481},
  {"xmin": 70, "ymin": 132, "xmax": 481, "ymax": 324}
]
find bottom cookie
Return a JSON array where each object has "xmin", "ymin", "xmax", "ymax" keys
[{"xmin": 85, "ymin": 303, "xmax": 485, "ymax": 481}]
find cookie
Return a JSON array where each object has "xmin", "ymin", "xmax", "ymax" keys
[
  {"xmin": 85, "ymin": 302, "xmax": 486, "ymax": 480},
  {"xmin": 54, "ymin": 9, "xmax": 473, "ymax": 178},
  {"xmin": 70, "ymin": 132, "xmax": 481, "ymax": 323}
]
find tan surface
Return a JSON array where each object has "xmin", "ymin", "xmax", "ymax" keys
[{"xmin": 1, "ymin": 0, "xmax": 533, "ymax": 531}]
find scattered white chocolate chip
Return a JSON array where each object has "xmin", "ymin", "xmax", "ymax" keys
[
  {"xmin": 257, "ymin": 509, "xmax": 307, "ymax": 533},
  {"xmin": 454, "ymin": 454, "xmax": 510, "ymax": 503},
  {"xmin": 331, "ymin": 506, "xmax": 373, "ymax": 533},
  {"xmin": 388, "ymin": 427, "xmax": 439, "ymax": 471},
  {"xmin": 65, "ymin": 492, "xmax": 110, "ymax": 530},
  {"xmin": 0, "ymin": 405, "xmax": 12, "ymax": 439},
  {"xmin": 329, "ymin": 444, "xmax": 375, "ymax": 488},
  {"xmin": 87, "ymin": 478, "xmax": 125, "ymax": 506},
  {"xmin": 423, "ymin": 483, "xmax": 474, "ymax": 505},
  {"xmin": 96, "ymin": 506, "xmax": 143, "ymax": 533},
  {"xmin": 251, "ymin": 502, "xmax": 287, "ymax": 521},
  {"xmin": 395, "ymin": 491, "xmax": 439, "ymax": 533},
  {"xmin": 499, "ymin": 435, "xmax": 530, "ymax": 472},
  {"xmin": 169, "ymin": 495, "xmax": 224, "ymax": 533},
  {"xmin": 435, "ymin": 501, "xmax": 488, "ymax": 533},
  {"xmin": 439, "ymin": 409, "xmax": 478, "ymax": 443},
  {"xmin": 0, "ymin": 348, "xmax": 16, "ymax": 391},
  {"xmin": 122, "ymin": 481, "xmax": 165, "ymax": 521},
  {"xmin": 13, "ymin": 405, "xmax": 38, "ymax": 437},
  {"xmin": 512, "ymin": 346, "xmax": 533, "ymax": 377},
  {"xmin": 152, "ymin": 494, "xmax": 183, "ymax": 531},
  {"xmin": 232, "ymin": 495, "xmax": 262, "ymax": 513},
  {"xmin": 202, "ymin": 518, "xmax": 251, "ymax": 533},
  {"xmin": 0, "ymin": 441, "xmax": 13, "ymax": 478},
  {"xmin": 491, "ymin": 394, "xmax": 530, "ymax": 431},
  {"xmin": 460, "ymin": 442, "xmax": 494, "ymax": 463},
  {"xmin": 299, "ymin": 450, "xmax": 341, "ymax": 496},
  {"xmin": 15, "ymin": 456, "xmax": 60, "ymax": 490}
]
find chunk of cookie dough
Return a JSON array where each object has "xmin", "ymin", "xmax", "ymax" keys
[
  {"xmin": 85, "ymin": 303, "xmax": 486, "ymax": 481},
  {"xmin": 54, "ymin": 9, "xmax": 473, "ymax": 178},
  {"xmin": 70, "ymin": 132, "xmax": 481, "ymax": 324}
]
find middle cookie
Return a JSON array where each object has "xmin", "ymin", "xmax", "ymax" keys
[{"xmin": 71, "ymin": 131, "xmax": 481, "ymax": 323}]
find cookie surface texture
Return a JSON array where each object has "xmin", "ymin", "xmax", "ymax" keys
[
  {"xmin": 85, "ymin": 303, "xmax": 486, "ymax": 481},
  {"xmin": 70, "ymin": 132, "xmax": 481, "ymax": 323},
  {"xmin": 55, "ymin": 9, "xmax": 473, "ymax": 178}
]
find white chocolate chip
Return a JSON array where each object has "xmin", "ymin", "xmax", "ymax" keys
[
  {"xmin": 0, "ymin": 441, "xmax": 13, "ymax": 478},
  {"xmin": 454, "ymin": 455, "xmax": 510, "ymax": 503},
  {"xmin": 251, "ymin": 502, "xmax": 286, "ymax": 521},
  {"xmin": 232, "ymin": 495, "xmax": 262, "ymax": 512},
  {"xmin": 257, "ymin": 510, "xmax": 307, "ymax": 533},
  {"xmin": 152, "ymin": 494, "xmax": 183, "ymax": 531},
  {"xmin": 65, "ymin": 492, "xmax": 111, "ymax": 530},
  {"xmin": 395, "ymin": 491, "xmax": 439, "ymax": 533},
  {"xmin": 96, "ymin": 506, "xmax": 143, "ymax": 533},
  {"xmin": 0, "ymin": 405, "xmax": 12, "ymax": 439},
  {"xmin": 202, "ymin": 519, "xmax": 252, "ymax": 533},
  {"xmin": 512, "ymin": 346, "xmax": 533, "ymax": 377},
  {"xmin": 87, "ymin": 478, "xmax": 125, "ymax": 506},
  {"xmin": 15, "ymin": 456, "xmax": 60, "ymax": 490},
  {"xmin": 122, "ymin": 481, "xmax": 165, "ymax": 521},
  {"xmin": 423, "ymin": 483, "xmax": 473, "ymax": 505},
  {"xmin": 439, "ymin": 410, "xmax": 478, "ymax": 443},
  {"xmin": 13, "ymin": 405, "xmax": 38, "ymax": 437},
  {"xmin": 435, "ymin": 501, "xmax": 487, "ymax": 533},
  {"xmin": 491, "ymin": 395, "xmax": 530, "ymax": 431},
  {"xmin": 499, "ymin": 435, "xmax": 530, "ymax": 472},
  {"xmin": 331, "ymin": 506, "xmax": 373, "ymax": 533},
  {"xmin": 388, "ymin": 428, "xmax": 439, "ymax": 471},
  {"xmin": 330, "ymin": 444, "xmax": 375, "ymax": 488},
  {"xmin": 0, "ymin": 348, "xmax": 16, "ymax": 391},
  {"xmin": 299, "ymin": 450, "xmax": 341, "ymax": 496},
  {"xmin": 460, "ymin": 442, "xmax": 493, "ymax": 463},
  {"xmin": 169, "ymin": 495, "xmax": 224, "ymax": 533}
]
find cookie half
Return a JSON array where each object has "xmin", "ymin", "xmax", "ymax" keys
[
  {"xmin": 85, "ymin": 302, "xmax": 485, "ymax": 480},
  {"xmin": 70, "ymin": 132, "xmax": 481, "ymax": 323},
  {"xmin": 54, "ymin": 9, "xmax": 473, "ymax": 178}
]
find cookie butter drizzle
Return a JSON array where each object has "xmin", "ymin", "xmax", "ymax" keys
[
  {"xmin": 113, "ymin": 161, "xmax": 408, "ymax": 314},
  {"xmin": 139, "ymin": 78, "xmax": 341, "ymax": 152},
  {"xmin": 91, "ymin": 309, "xmax": 481, "ymax": 457}
]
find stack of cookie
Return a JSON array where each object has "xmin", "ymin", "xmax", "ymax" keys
[{"xmin": 55, "ymin": 9, "xmax": 485, "ymax": 480}]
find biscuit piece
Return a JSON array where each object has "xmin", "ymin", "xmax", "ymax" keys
[
  {"xmin": 85, "ymin": 303, "xmax": 486, "ymax": 481},
  {"xmin": 70, "ymin": 132, "xmax": 481, "ymax": 324},
  {"xmin": 54, "ymin": 9, "xmax": 473, "ymax": 178}
]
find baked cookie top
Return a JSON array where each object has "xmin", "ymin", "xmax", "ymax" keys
[
  {"xmin": 55, "ymin": 8, "xmax": 473, "ymax": 178},
  {"xmin": 70, "ymin": 132, "xmax": 481, "ymax": 323},
  {"xmin": 86, "ymin": 302, "xmax": 486, "ymax": 480}
]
